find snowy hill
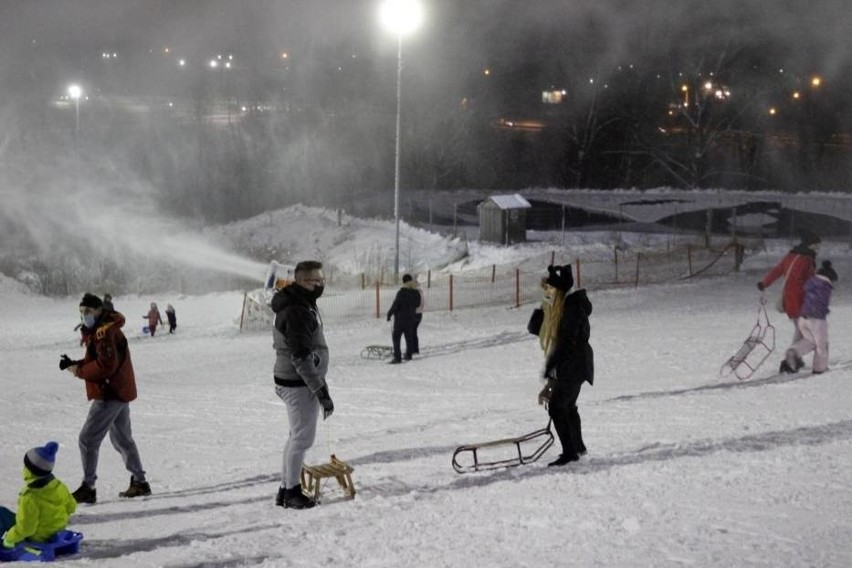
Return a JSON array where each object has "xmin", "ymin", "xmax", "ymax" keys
[{"xmin": 2, "ymin": 220, "xmax": 852, "ymax": 565}]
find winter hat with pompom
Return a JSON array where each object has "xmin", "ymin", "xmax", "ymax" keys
[
  {"xmin": 545, "ymin": 264, "xmax": 574, "ymax": 292},
  {"xmin": 24, "ymin": 441, "xmax": 59, "ymax": 477},
  {"xmin": 818, "ymin": 260, "xmax": 838, "ymax": 283}
]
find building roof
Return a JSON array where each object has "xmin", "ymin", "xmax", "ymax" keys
[{"xmin": 482, "ymin": 193, "xmax": 531, "ymax": 210}]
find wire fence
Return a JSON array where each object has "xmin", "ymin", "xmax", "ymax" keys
[{"xmin": 240, "ymin": 237, "xmax": 745, "ymax": 330}]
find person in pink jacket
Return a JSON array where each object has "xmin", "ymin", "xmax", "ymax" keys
[{"xmin": 144, "ymin": 302, "xmax": 163, "ymax": 337}]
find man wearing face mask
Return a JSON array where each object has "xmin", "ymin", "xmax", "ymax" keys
[
  {"xmin": 270, "ymin": 260, "xmax": 334, "ymax": 510},
  {"xmin": 59, "ymin": 293, "xmax": 151, "ymax": 504}
]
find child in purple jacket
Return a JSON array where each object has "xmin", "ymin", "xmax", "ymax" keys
[{"xmin": 782, "ymin": 260, "xmax": 838, "ymax": 374}]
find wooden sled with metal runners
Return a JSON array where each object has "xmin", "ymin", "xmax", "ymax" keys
[
  {"xmin": 360, "ymin": 345, "xmax": 393, "ymax": 359},
  {"xmin": 452, "ymin": 419, "xmax": 554, "ymax": 474},
  {"xmin": 300, "ymin": 455, "xmax": 356, "ymax": 502}
]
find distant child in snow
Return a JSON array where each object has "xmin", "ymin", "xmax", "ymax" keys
[
  {"xmin": 102, "ymin": 294, "xmax": 115, "ymax": 312},
  {"xmin": 165, "ymin": 304, "xmax": 177, "ymax": 334},
  {"xmin": 144, "ymin": 302, "xmax": 163, "ymax": 336},
  {"xmin": 781, "ymin": 260, "xmax": 837, "ymax": 374},
  {"xmin": 0, "ymin": 442, "xmax": 76, "ymax": 550}
]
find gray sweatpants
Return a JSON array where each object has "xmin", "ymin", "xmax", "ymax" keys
[
  {"xmin": 79, "ymin": 400, "xmax": 146, "ymax": 488},
  {"xmin": 275, "ymin": 385, "xmax": 319, "ymax": 488}
]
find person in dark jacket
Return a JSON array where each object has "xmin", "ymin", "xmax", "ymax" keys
[
  {"xmin": 165, "ymin": 304, "xmax": 177, "ymax": 334},
  {"xmin": 782, "ymin": 260, "xmax": 837, "ymax": 374},
  {"xmin": 536, "ymin": 265, "xmax": 594, "ymax": 467},
  {"xmin": 102, "ymin": 294, "xmax": 114, "ymax": 312},
  {"xmin": 271, "ymin": 261, "xmax": 334, "ymax": 510},
  {"xmin": 386, "ymin": 274, "xmax": 421, "ymax": 364},
  {"xmin": 60, "ymin": 293, "xmax": 151, "ymax": 504}
]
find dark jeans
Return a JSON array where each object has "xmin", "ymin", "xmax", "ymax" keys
[
  {"xmin": 548, "ymin": 379, "xmax": 586, "ymax": 457},
  {"xmin": 412, "ymin": 314, "xmax": 422, "ymax": 354},
  {"xmin": 392, "ymin": 321, "xmax": 415, "ymax": 361}
]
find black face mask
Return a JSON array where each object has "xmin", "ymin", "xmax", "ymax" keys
[{"xmin": 311, "ymin": 285, "xmax": 325, "ymax": 300}]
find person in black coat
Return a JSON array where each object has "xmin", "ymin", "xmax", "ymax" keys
[
  {"xmin": 386, "ymin": 274, "xmax": 421, "ymax": 364},
  {"xmin": 536, "ymin": 264, "xmax": 594, "ymax": 467}
]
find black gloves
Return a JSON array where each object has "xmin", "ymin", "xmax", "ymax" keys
[
  {"xmin": 59, "ymin": 354, "xmax": 76, "ymax": 371},
  {"xmin": 315, "ymin": 386, "xmax": 334, "ymax": 420},
  {"xmin": 756, "ymin": 282, "xmax": 765, "ymax": 291}
]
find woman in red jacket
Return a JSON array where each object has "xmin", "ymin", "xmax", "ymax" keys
[{"xmin": 757, "ymin": 229, "xmax": 820, "ymax": 367}]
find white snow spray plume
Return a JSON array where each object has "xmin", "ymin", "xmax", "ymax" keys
[{"xmin": 0, "ymin": 134, "xmax": 268, "ymax": 285}]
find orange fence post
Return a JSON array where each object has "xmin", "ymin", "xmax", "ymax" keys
[
  {"xmin": 515, "ymin": 268, "xmax": 520, "ymax": 307},
  {"xmin": 687, "ymin": 245, "xmax": 693, "ymax": 276},
  {"xmin": 449, "ymin": 274, "xmax": 454, "ymax": 312},
  {"xmin": 634, "ymin": 253, "xmax": 641, "ymax": 287},
  {"xmin": 614, "ymin": 247, "xmax": 619, "ymax": 283}
]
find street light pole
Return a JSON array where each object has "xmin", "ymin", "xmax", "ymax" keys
[
  {"xmin": 380, "ymin": 0, "xmax": 423, "ymax": 284},
  {"xmin": 393, "ymin": 34, "xmax": 403, "ymax": 282},
  {"xmin": 68, "ymin": 84, "xmax": 82, "ymax": 153}
]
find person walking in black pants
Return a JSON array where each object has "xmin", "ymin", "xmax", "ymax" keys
[
  {"xmin": 535, "ymin": 264, "xmax": 594, "ymax": 466},
  {"xmin": 386, "ymin": 274, "xmax": 420, "ymax": 364}
]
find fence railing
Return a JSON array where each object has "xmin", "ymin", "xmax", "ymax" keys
[{"xmin": 240, "ymin": 239, "xmax": 745, "ymax": 330}]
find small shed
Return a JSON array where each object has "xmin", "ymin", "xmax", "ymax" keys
[{"xmin": 477, "ymin": 194, "xmax": 532, "ymax": 245}]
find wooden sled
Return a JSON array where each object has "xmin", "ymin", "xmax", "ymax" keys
[
  {"xmin": 452, "ymin": 420, "xmax": 554, "ymax": 474},
  {"xmin": 300, "ymin": 455, "xmax": 356, "ymax": 502},
  {"xmin": 720, "ymin": 298, "xmax": 775, "ymax": 380},
  {"xmin": 360, "ymin": 345, "xmax": 393, "ymax": 359}
]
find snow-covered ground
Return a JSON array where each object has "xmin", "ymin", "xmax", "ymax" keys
[{"xmin": 2, "ymin": 238, "xmax": 852, "ymax": 567}]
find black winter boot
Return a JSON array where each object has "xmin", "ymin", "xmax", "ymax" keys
[
  {"xmin": 275, "ymin": 486, "xmax": 286, "ymax": 507},
  {"xmin": 547, "ymin": 453, "xmax": 580, "ymax": 467},
  {"xmin": 283, "ymin": 485, "xmax": 316, "ymax": 509},
  {"xmin": 72, "ymin": 484, "xmax": 97, "ymax": 504}
]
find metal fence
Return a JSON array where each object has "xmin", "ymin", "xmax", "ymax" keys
[{"xmin": 240, "ymin": 237, "xmax": 744, "ymax": 330}]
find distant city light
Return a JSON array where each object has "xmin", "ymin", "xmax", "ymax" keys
[
  {"xmin": 164, "ymin": 47, "xmax": 170, "ymax": 54},
  {"xmin": 178, "ymin": 59, "xmax": 186, "ymax": 67},
  {"xmin": 67, "ymin": 84, "xmax": 82, "ymax": 100},
  {"xmin": 792, "ymin": 91, "xmax": 800, "ymax": 99},
  {"xmin": 280, "ymin": 52, "xmax": 289, "ymax": 59},
  {"xmin": 811, "ymin": 76, "xmax": 822, "ymax": 87},
  {"xmin": 209, "ymin": 60, "xmax": 218, "ymax": 69},
  {"xmin": 769, "ymin": 107, "xmax": 777, "ymax": 115},
  {"xmin": 483, "ymin": 68, "xmax": 491, "ymax": 76}
]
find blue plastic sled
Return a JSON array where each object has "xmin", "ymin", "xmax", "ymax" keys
[
  {"xmin": 0, "ymin": 530, "xmax": 83, "ymax": 562},
  {"xmin": 142, "ymin": 326, "xmax": 150, "ymax": 335}
]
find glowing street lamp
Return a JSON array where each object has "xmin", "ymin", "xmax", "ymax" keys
[
  {"xmin": 67, "ymin": 84, "xmax": 83, "ymax": 149},
  {"xmin": 379, "ymin": 0, "xmax": 424, "ymax": 283}
]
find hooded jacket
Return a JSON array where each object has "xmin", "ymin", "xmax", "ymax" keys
[
  {"xmin": 271, "ymin": 284, "xmax": 329, "ymax": 394},
  {"xmin": 544, "ymin": 289, "xmax": 594, "ymax": 385},
  {"xmin": 3, "ymin": 469, "xmax": 76, "ymax": 546},
  {"xmin": 760, "ymin": 243, "xmax": 816, "ymax": 319},
  {"xmin": 386, "ymin": 282, "xmax": 421, "ymax": 329},
  {"xmin": 75, "ymin": 311, "xmax": 137, "ymax": 402}
]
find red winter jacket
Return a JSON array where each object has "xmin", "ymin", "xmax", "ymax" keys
[
  {"xmin": 760, "ymin": 246, "xmax": 816, "ymax": 319},
  {"xmin": 75, "ymin": 311, "xmax": 137, "ymax": 402}
]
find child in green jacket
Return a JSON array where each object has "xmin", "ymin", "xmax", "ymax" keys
[{"xmin": 0, "ymin": 442, "xmax": 76, "ymax": 549}]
